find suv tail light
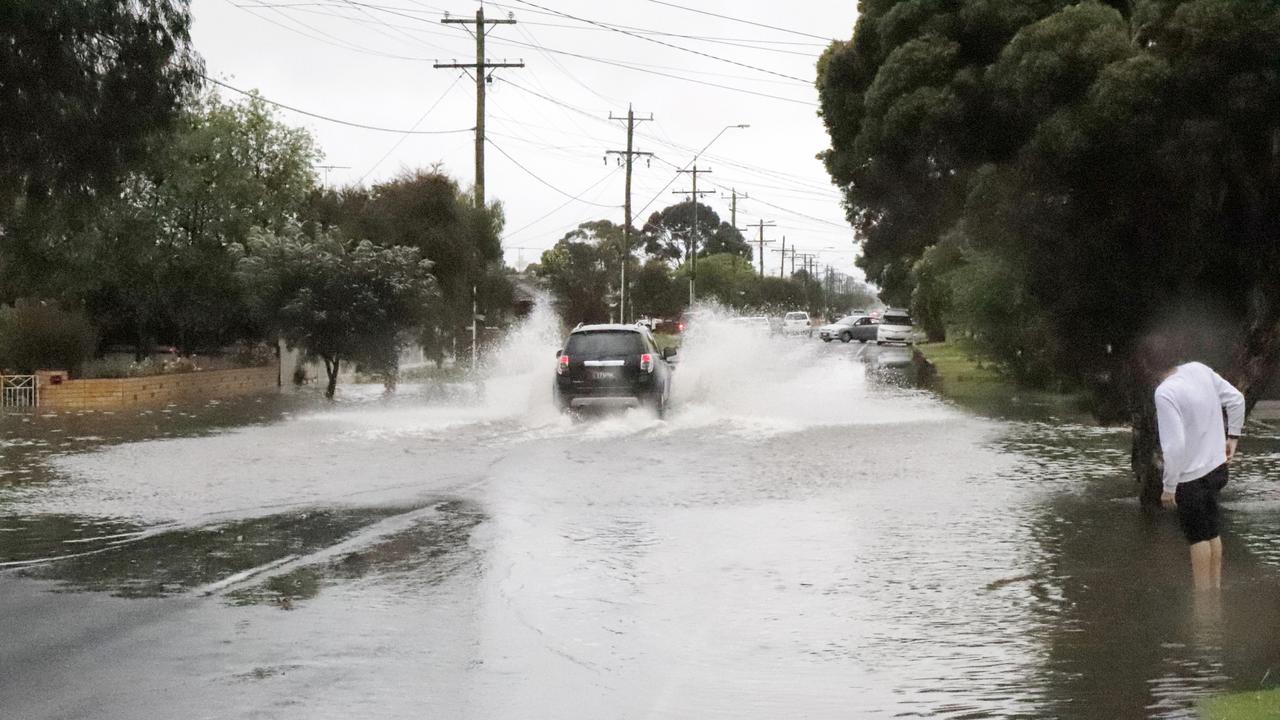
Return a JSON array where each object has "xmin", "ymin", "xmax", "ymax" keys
[
  {"xmin": 640, "ymin": 353, "xmax": 654, "ymax": 373},
  {"xmin": 557, "ymin": 354, "xmax": 570, "ymax": 375}
]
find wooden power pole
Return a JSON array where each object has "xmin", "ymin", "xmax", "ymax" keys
[
  {"xmin": 672, "ymin": 165, "xmax": 714, "ymax": 303},
  {"xmin": 741, "ymin": 219, "xmax": 776, "ymax": 278},
  {"xmin": 721, "ymin": 188, "xmax": 748, "ymax": 228},
  {"xmin": 606, "ymin": 104, "xmax": 653, "ymax": 324},
  {"xmin": 435, "ymin": 8, "xmax": 523, "ymax": 209}
]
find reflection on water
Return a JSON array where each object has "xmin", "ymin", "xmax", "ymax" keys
[{"xmin": 2, "ymin": 329, "xmax": 1280, "ymax": 718}]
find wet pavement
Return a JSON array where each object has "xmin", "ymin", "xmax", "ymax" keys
[{"xmin": 4, "ymin": 309, "xmax": 1280, "ymax": 719}]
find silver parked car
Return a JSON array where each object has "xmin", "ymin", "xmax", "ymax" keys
[{"xmin": 819, "ymin": 315, "xmax": 879, "ymax": 343}]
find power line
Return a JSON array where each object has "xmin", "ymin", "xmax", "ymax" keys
[
  {"xmin": 513, "ymin": 19, "xmax": 827, "ymax": 53},
  {"xmin": 203, "ymin": 75, "xmax": 474, "ymax": 134},
  {"xmin": 641, "ymin": 0, "xmax": 835, "ymax": 42},
  {"xmin": 230, "ymin": 1, "xmax": 438, "ymax": 60},
  {"xmin": 357, "ymin": 71, "xmax": 466, "ymax": 183},
  {"xmin": 486, "ymin": 138, "xmax": 619, "ymax": 208},
  {"xmin": 504, "ymin": 165, "xmax": 622, "ymax": 240},
  {"xmin": 506, "ymin": 0, "xmax": 809, "ymax": 84}
]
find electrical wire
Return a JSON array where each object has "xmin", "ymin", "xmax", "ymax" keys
[
  {"xmin": 204, "ymin": 75, "xmax": 474, "ymax": 135},
  {"xmin": 486, "ymin": 138, "xmax": 619, "ymax": 208},
  {"xmin": 356, "ymin": 72, "xmax": 466, "ymax": 183},
  {"xmin": 513, "ymin": 19, "xmax": 826, "ymax": 55},
  {"xmin": 641, "ymin": 0, "xmax": 835, "ymax": 42},
  {"xmin": 506, "ymin": 0, "xmax": 809, "ymax": 84},
  {"xmin": 504, "ymin": 165, "xmax": 622, "ymax": 240},
  {"xmin": 230, "ymin": 1, "xmax": 437, "ymax": 61}
]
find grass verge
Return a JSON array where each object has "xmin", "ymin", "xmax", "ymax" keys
[
  {"xmin": 1200, "ymin": 689, "xmax": 1280, "ymax": 719},
  {"xmin": 914, "ymin": 341, "xmax": 1084, "ymax": 418}
]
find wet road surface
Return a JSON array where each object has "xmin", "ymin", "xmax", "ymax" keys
[{"xmin": 4, "ymin": 311, "xmax": 1280, "ymax": 719}]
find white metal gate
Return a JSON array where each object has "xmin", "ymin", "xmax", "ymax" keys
[{"xmin": 1, "ymin": 375, "xmax": 37, "ymax": 408}]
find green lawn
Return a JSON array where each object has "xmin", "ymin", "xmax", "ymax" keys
[
  {"xmin": 1201, "ymin": 689, "xmax": 1280, "ymax": 719},
  {"xmin": 914, "ymin": 341, "xmax": 1084, "ymax": 418},
  {"xmin": 914, "ymin": 341, "xmax": 1007, "ymax": 405}
]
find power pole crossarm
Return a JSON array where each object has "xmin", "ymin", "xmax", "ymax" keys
[
  {"xmin": 435, "ymin": 8, "xmax": 524, "ymax": 209},
  {"xmin": 739, "ymin": 219, "xmax": 776, "ymax": 278}
]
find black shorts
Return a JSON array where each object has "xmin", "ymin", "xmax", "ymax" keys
[{"xmin": 1175, "ymin": 464, "xmax": 1228, "ymax": 544}]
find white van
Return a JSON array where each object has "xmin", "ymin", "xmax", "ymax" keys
[
  {"xmin": 782, "ymin": 311, "xmax": 811, "ymax": 337},
  {"xmin": 876, "ymin": 311, "xmax": 916, "ymax": 345}
]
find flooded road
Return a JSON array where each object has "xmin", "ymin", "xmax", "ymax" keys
[{"xmin": 4, "ymin": 309, "xmax": 1280, "ymax": 719}]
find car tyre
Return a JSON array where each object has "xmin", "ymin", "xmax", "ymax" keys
[
  {"xmin": 822, "ymin": 337, "xmax": 832, "ymax": 343},
  {"xmin": 840, "ymin": 332, "xmax": 851, "ymax": 343}
]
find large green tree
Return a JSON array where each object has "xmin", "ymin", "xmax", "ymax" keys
[
  {"xmin": 48, "ymin": 93, "xmax": 319, "ymax": 354},
  {"xmin": 307, "ymin": 170, "xmax": 508, "ymax": 357},
  {"xmin": 819, "ymin": 0, "xmax": 1280, "ymax": 502},
  {"xmin": 641, "ymin": 201, "xmax": 750, "ymax": 263},
  {"xmin": 0, "ymin": 0, "xmax": 200, "ymax": 229},
  {"xmin": 235, "ymin": 225, "xmax": 438, "ymax": 398}
]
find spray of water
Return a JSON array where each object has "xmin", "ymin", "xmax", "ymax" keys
[{"xmin": 302, "ymin": 297, "xmax": 955, "ymax": 441}]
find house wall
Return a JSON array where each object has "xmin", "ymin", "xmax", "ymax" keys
[{"xmin": 36, "ymin": 366, "xmax": 278, "ymax": 411}]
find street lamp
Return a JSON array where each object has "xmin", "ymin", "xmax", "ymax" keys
[{"xmin": 687, "ymin": 123, "xmax": 749, "ymax": 305}]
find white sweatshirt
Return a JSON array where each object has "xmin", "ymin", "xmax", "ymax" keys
[{"xmin": 1155, "ymin": 362, "xmax": 1245, "ymax": 493}]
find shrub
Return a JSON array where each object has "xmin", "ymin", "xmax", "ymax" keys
[{"xmin": 0, "ymin": 301, "xmax": 97, "ymax": 374}]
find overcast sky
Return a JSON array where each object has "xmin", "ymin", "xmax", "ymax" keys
[{"xmin": 191, "ymin": 0, "xmax": 861, "ymax": 277}]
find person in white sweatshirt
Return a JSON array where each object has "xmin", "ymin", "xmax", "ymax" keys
[{"xmin": 1140, "ymin": 335, "xmax": 1245, "ymax": 591}]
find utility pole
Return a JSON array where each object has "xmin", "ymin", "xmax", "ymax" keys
[
  {"xmin": 606, "ymin": 104, "xmax": 653, "ymax": 325},
  {"xmin": 721, "ymin": 188, "xmax": 748, "ymax": 228},
  {"xmin": 436, "ymin": 8, "xmax": 523, "ymax": 209},
  {"xmin": 771, "ymin": 236, "xmax": 787, "ymax": 277},
  {"xmin": 797, "ymin": 253, "xmax": 817, "ymax": 279},
  {"xmin": 789, "ymin": 247, "xmax": 797, "ymax": 276},
  {"xmin": 741, "ymin": 219, "xmax": 776, "ymax": 278},
  {"xmin": 672, "ymin": 165, "xmax": 714, "ymax": 303}
]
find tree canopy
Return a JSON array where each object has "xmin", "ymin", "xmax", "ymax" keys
[
  {"xmin": 0, "ymin": 0, "xmax": 201, "ymax": 225},
  {"xmin": 641, "ymin": 201, "xmax": 750, "ymax": 263},
  {"xmin": 235, "ymin": 225, "xmax": 439, "ymax": 398},
  {"xmin": 818, "ymin": 0, "xmax": 1280, "ymax": 412}
]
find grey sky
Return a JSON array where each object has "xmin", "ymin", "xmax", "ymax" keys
[{"xmin": 192, "ymin": 0, "xmax": 861, "ymax": 276}]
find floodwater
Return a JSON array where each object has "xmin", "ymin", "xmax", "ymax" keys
[{"xmin": 3, "ymin": 304, "xmax": 1280, "ymax": 719}]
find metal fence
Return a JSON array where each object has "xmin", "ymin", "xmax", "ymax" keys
[{"xmin": 1, "ymin": 375, "xmax": 37, "ymax": 409}]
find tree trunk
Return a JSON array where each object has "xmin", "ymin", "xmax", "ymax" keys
[
  {"xmin": 1131, "ymin": 395, "xmax": 1163, "ymax": 511},
  {"xmin": 1227, "ymin": 298, "xmax": 1280, "ymax": 413},
  {"xmin": 323, "ymin": 355, "xmax": 339, "ymax": 399}
]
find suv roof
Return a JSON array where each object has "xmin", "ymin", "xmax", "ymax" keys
[{"xmin": 572, "ymin": 323, "xmax": 645, "ymax": 334}]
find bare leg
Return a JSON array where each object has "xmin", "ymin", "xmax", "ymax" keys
[
  {"xmin": 1190, "ymin": 541, "xmax": 1214, "ymax": 591},
  {"xmin": 1209, "ymin": 536, "xmax": 1223, "ymax": 589}
]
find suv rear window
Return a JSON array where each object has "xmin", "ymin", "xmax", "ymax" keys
[
  {"xmin": 882, "ymin": 315, "xmax": 912, "ymax": 326},
  {"xmin": 565, "ymin": 331, "xmax": 645, "ymax": 357}
]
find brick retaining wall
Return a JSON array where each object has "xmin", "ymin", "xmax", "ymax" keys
[{"xmin": 36, "ymin": 366, "xmax": 279, "ymax": 411}]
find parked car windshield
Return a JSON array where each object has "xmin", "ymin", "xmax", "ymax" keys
[
  {"xmin": 785, "ymin": 312, "xmax": 807, "ymax": 320},
  {"xmin": 838, "ymin": 316, "xmax": 861, "ymax": 325},
  {"xmin": 882, "ymin": 315, "xmax": 913, "ymax": 326},
  {"xmin": 565, "ymin": 331, "xmax": 645, "ymax": 357}
]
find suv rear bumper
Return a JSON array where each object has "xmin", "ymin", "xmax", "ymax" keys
[{"xmin": 568, "ymin": 396, "xmax": 642, "ymax": 409}]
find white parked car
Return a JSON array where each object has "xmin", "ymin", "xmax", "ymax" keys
[
  {"xmin": 781, "ymin": 311, "xmax": 812, "ymax": 337},
  {"xmin": 876, "ymin": 311, "xmax": 918, "ymax": 345},
  {"xmin": 734, "ymin": 316, "xmax": 773, "ymax": 335}
]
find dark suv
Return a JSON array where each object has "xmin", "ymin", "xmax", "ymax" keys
[{"xmin": 554, "ymin": 324, "xmax": 676, "ymax": 416}]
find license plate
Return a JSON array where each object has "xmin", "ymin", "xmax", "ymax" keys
[{"xmin": 591, "ymin": 370, "xmax": 617, "ymax": 380}]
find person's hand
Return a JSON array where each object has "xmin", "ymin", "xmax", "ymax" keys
[
  {"xmin": 1161, "ymin": 491, "xmax": 1177, "ymax": 509},
  {"xmin": 1226, "ymin": 437, "xmax": 1239, "ymax": 463}
]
